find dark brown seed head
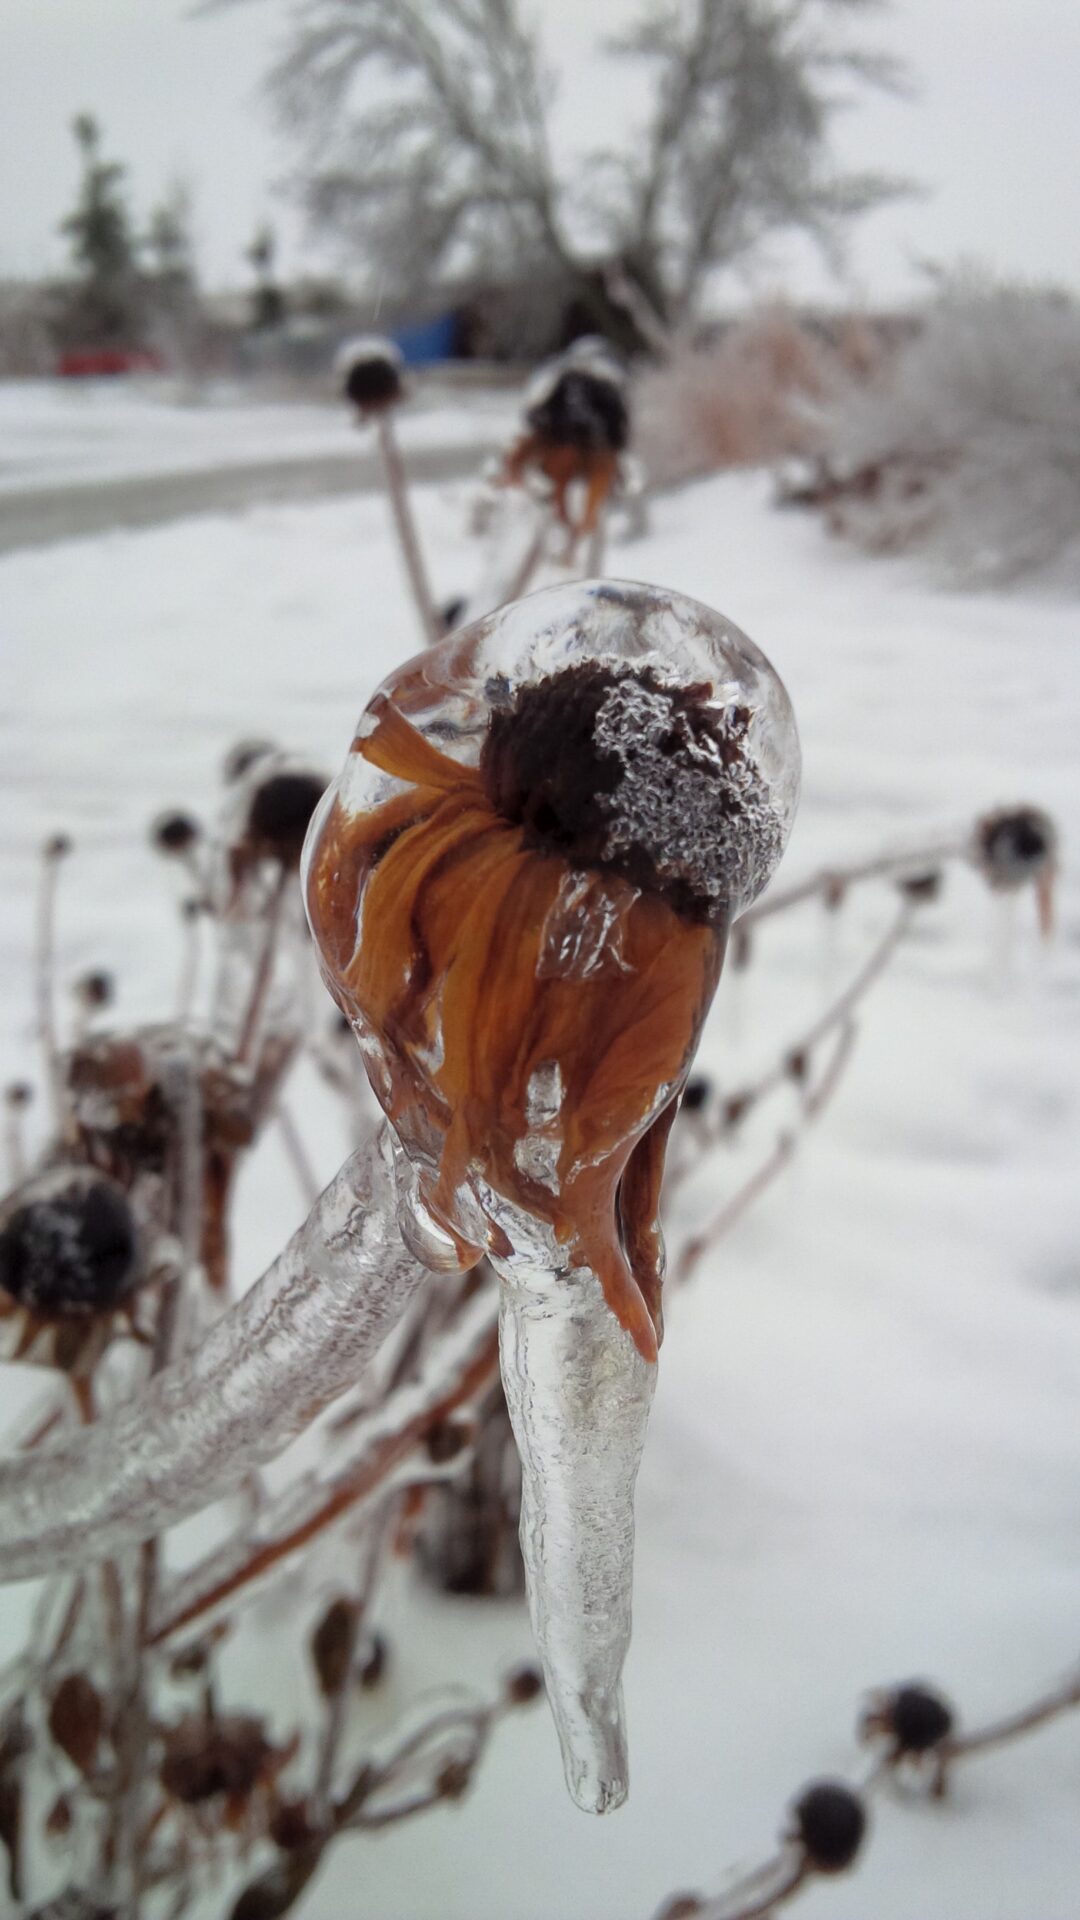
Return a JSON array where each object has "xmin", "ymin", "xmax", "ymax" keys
[
  {"xmin": 160, "ymin": 1714, "xmax": 270, "ymax": 1806},
  {"xmin": 526, "ymin": 368, "xmax": 629, "ymax": 455},
  {"xmin": 976, "ymin": 805, "xmax": 1057, "ymax": 889},
  {"xmin": 74, "ymin": 970, "xmax": 114, "ymax": 1010},
  {"xmin": 47, "ymin": 1673, "xmax": 104, "ymax": 1774},
  {"xmin": 505, "ymin": 1664, "xmax": 544, "ymax": 1706},
  {"xmin": 341, "ymin": 349, "xmax": 404, "ymax": 413},
  {"xmin": 873, "ymin": 1682, "xmax": 955, "ymax": 1755},
  {"xmin": 309, "ymin": 1597, "xmax": 358, "ymax": 1698},
  {"xmin": 4, "ymin": 1083, "xmax": 32, "ymax": 1110},
  {"xmin": 680, "ymin": 1077, "xmax": 710, "ymax": 1113},
  {"xmin": 791, "ymin": 1780, "xmax": 867, "ymax": 1873},
  {"xmin": 44, "ymin": 834, "xmax": 72, "ymax": 862},
  {"xmin": 480, "ymin": 662, "xmax": 779, "ymax": 925},
  {"xmin": 153, "ymin": 812, "xmax": 200, "ymax": 855},
  {"xmin": 0, "ymin": 1173, "xmax": 139, "ymax": 1317},
  {"xmin": 246, "ymin": 770, "xmax": 328, "ymax": 870}
]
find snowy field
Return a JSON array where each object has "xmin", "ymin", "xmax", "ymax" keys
[
  {"xmin": 1, "ymin": 411, "xmax": 1079, "ymax": 1918},
  {"xmin": 0, "ymin": 375, "xmax": 515, "ymax": 495}
]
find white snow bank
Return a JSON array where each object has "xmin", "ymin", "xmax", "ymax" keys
[{"xmin": 0, "ymin": 468, "xmax": 1077, "ymax": 1919}]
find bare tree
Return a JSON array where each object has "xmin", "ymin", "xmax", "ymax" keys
[{"xmin": 224, "ymin": 0, "xmax": 909, "ymax": 347}]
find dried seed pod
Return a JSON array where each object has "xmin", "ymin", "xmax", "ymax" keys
[
  {"xmin": 974, "ymin": 803, "xmax": 1057, "ymax": 932},
  {"xmin": 790, "ymin": 1779, "xmax": 867, "ymax": 1873},
  {"xmin": 975, "ymin": 805, "xmax": 1056, "ymax": 888},
  {"xmin": 505, "ymin": 1664, "xmax": 544, "ymax": 1706},
  {"xmin": 309, "ymin": 1596, "xmax": 358, "ymax": 1697},
  {"xmin": 73, "ymin": 969, "xmax": 114, "ymax": 1011},
  {"xmin": 0, "ymin": 1168, "xmax": 139, "ymax": 1319},
  {"xmin": 47, "ymin": 1672, "xmax": 104, "ymax": 1774},
  {"xmin": 504, "ymin": 349, "xmax": 632, "ymax": 542},
  {"xmin": 152, "ymin": 811, "xmax": 201, "ymax": 855},
  {"xmin": 304, "ymin": 579, "xmax": 799, "ymax": 1811},
  {"xmin": 160, "ymin": 1713, "xmax": 272, "ymax": 1806},
  {"xmin": 224, "ymin": 750, "xmax": 329, "ymax": 891},
  {"xmin": 680, "ymin": 1077, "xmax": 710, "ymax": 1113},
  {"xmin": 861, "ymin": 1680, "xmax": 954, "ymax": 1756},
  {"xmin": 335, "ymin": 335, "xmax": 406, "ymax": 416}
]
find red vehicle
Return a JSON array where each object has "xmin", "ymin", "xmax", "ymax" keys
[{"xmin": 57, "ymin": 347, "xmax": 164, "ymax": 378}]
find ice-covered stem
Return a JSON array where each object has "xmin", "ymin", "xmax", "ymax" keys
[
  {"xmin": 0, "ymin": 1125, "xmax": 433, "ymax": 1581},
  {"xmin": 499, "ymin": 1264, "xmax": 653, "ymax": 1811},
  {"xmin": 377, "ymin": 414, "xmax": 441, "ymax": 646}
]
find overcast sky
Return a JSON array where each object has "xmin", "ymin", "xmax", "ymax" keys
[{"xmin": 2, "ymin": 0, "xmax": 1078, "ymax": 304}]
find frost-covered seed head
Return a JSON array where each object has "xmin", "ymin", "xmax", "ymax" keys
[
  {"xmin": 335, "ymin": 334, "xmax": 405, "ymax": 414},
  {"xmin": 875, "ymin": 1682, "xmax": 954, "ymax": 1754},
  {"xmin": 975, "ymin": 805, "xmax": 1057, "ymax": 889},
  {"xmin": 790, "ymin": 1780, "xmax": 867, "ymax": 1873},
  {"xmin": 526, "ymin": 367, "xmax": 629, "ymax": 456},
  {"xmin": 0, "ymin": 1169, "xmax": 139, "ymax": 1317},
  {"xmin": 246, "ymin": 769, "xmax": 329, "ymax": 871},
  {"xmin": 481, "ymin": 661, "xmax": 781, "ymax": 923}
]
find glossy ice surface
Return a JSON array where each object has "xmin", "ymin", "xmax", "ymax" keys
[{"xmin": 304, "ymin": 579, "xmax": 800, "ymax": 1809}]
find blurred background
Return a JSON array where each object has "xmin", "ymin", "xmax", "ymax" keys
[{"xmin": 1, "ymin": 5, "xmax": 1078, "ymax": 1920}]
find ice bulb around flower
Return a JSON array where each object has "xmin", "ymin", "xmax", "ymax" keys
[{"xmin": 304, "ymin": 579, "xmax": 799, "ymax": 1810}]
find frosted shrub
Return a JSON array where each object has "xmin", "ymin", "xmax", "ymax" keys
[
  {"xmin": 816, "ymin": 275, "xmax": 1080, "ymax": 586},
  {"xmin": 635, "ymin": 308, "xmax": 831, "ymax": 486}
]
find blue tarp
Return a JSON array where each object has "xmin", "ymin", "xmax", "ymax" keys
[{"xmin": 391, "ymin": 311, "xmax": 459, "ymax": 365}]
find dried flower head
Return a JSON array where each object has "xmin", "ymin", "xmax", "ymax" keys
[
  {"xmin": 503, "ymin": 346, "xmax": 632, "ymax": 542},
  {"xmin": 0, "ymin": 1168, "xmax": 139, "ymax": 1320},
  {"xmin": 152, "ymin": 811, "xmax": 201, "ymax": 856},
  {"xmin": 861, "ymin": 1681, "xmax": 955, "ymax": 1756},
  {"xmin": 160, "ymin": 1713, "xmax": 274, "ymax": 1808},
  {"xmin": 335, "ymin": 334, "xmax": 406, "ymax": 416},
  {"xmin": 304, "ymin": 581, "xmax": 797, "ymax": 1359},
  {"xmin": 789, "ymin": 1779, "xmax": 867, "ymax": 1873},
  {"xmin": 73, "ymin": 969, "xmax": 114, "ymax": 1011},
  {"xmin": 974, "ymin": 803, "xmax": 1058, "ymax": 935},
  {"xmin": 225, "ymin": 752, "xmax": 329, "ymax": 890}
]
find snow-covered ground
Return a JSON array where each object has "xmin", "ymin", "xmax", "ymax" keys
[
  {"xmin": 0, "ymin": 430, "xmax": 1078, "ymax": 1919},
  {"xmin": 0, "ymin": 375, "xmax": 515, "ymax": 495}
]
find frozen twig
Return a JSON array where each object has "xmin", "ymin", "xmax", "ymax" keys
[
  {"xmin": 149, "ymin": 1289, "xmax": 500, "ymax": 1644},
  {"xmin": 0, "ymin": 1126, "xmax": 435, "ymax": 1580},
  {"xmin": 653, "ymin": 1662, "xmax": 1080, "ymax": 1920},
  {"xmin": 744, "ymin": 838, "xmax": 961, "ymax": 927},
  {"xmin": 673, "ymin": 1019, "xmax": 856, "ymax": 1284},
  {"xmin": 673, "ymin": 896, "xmax": 912, "ymax": 1190}
]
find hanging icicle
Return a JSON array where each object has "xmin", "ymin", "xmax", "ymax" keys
[{"xmin": 304, "ymin": 579, "xmax": 801, "ymax": 1809}]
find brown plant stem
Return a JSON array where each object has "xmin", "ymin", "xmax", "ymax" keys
[
  {"xmin": 674, "ymin": 1019, "xmax": 856, "ymax": 1284},
  {"xmin": 149, "ymin": 1295, "xmax": 499, "ymax": 1645},
  {"xmin": 376, "ymin": 414, "xmax": 440, "ymax": 645}
]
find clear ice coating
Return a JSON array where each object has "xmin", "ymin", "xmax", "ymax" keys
[
  {"xmin": 303, "ymin": 579, "xmax": 801, "ymax": 1810},
  {"xmin": 0, "ymin": 1125, "xmax": 431, "ymax": 1579}
]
